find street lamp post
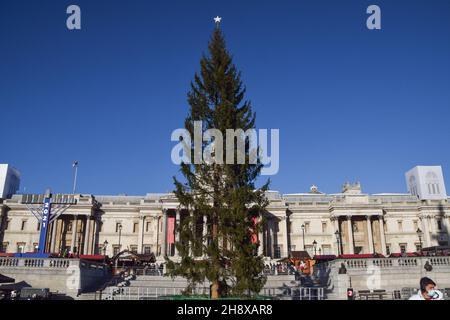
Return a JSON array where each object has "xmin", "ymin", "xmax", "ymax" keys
[
  {"xmin": 118, "ymin": 224, "xmax": 123, "ymax": 252},
  {"xmin": 115, "ymin": 224, "xmax": 122, "ymax": 271},
  {"xmin": 335, "ymin": 230, "xmax": 341, "ymax": 256},
  {"xmin": 301, "ymin": 224, "xmax": 305, "ymax": 250},
  {"xmin": 77, "ymin": 234, "xmax": 82, "ymax": 257},
  {"xmin": 313, "ymin": 240, "xmax": 317, "ymax": 256},
  {"xmin": 416, "ymin": 228, "xmax": 423, "ymax": 252},
  {"xmin": 103, "ymin": 240, "xmax": 108, "ymax": 263},
  {"xmin": 72, "ymin": 161, "xmax": 79, "ymax": 194}
]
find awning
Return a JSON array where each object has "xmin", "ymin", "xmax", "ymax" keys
[
  {"xmin": 314, "ymin": 255, "xmax": 337, "ymax": 260},
  {"xmin": 0, "ymin": 281, "xmax": 31, "ymax": 291},
  {"xmin": 0, "ymin": 274, "xmax": 14, "ymax": 284},
  {"xmin": 79, "ymin": 254, "xmax": 108, "ymax": 261},
  {"xmin": 338, "ymin": 253, "xmax": 385, "ymax": 259},
  {"xmin": 290, "ymin": 251, "xmax": 311, "ymax": 260}
]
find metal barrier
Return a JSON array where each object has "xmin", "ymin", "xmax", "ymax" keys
[
  {"xmin": 133, "ymin": 268, "xmax": 164, "ymax": 276},
  {"xmin": 106, "ymin": 286, "xmax": 209, "ymax": 300},
  {"xmin": 106, "ymin": 286, "xmax": 324, "ymax": 300}
]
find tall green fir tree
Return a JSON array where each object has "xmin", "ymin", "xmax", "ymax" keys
[{"xmin": 166, "ymin": 25, "xmax": 270, "ymax": 299}]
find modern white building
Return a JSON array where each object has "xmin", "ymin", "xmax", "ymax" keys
[
  {"xmin": 0, "ymin": 164, "xmax": 21, "ymax": 199},
  {"xmin": 0, "ymin": 167, "xmax": 448, "ymax": 260},
  {"xmin": 406, "ymin": 166, "xmax": 447, "ymax": 200}
]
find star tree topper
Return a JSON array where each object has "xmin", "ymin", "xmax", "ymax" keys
[{"xmin": 214, "ymin": 16, "xmax": 222, "ymax": 27}]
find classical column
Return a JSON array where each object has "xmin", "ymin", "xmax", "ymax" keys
[
  {"xmin": 189, "ymin": 211, "xmax": 193, "ymax": 257},
  {"xmin": 346, "ymin": 216, "xmax": 354, "ymax": 254},
  {"xmin": 174, "ymin": 210, "xmax": 180, "ymax": 256},
  {"xmin": 378, "ymin": 216, "xmax": 387, "ymax": 256},
  {"xmin": 138, "ymin": 216, "xmax": 144, "ymax": 254},
  {"xmin": 154, "ymin": 216, "xmax": 160, "ymax": 255},
  {"xmin": 280, "ymin": 217, "xmax": 288, "ymax": 258},
  {"xmin": 366, "ymin": 216, "xmax": 374, "ymax": 254},
  {"xmin": 92, "ymin": 219, "xmax": 99, "ymax": 255},
  {"xmin": 422, "ymin": 216, "xmax": 432, "ymax": 247},
  {"xmin": 70, "ymin": 215, "xmax": 78, "ymax": 253},
  {"xmin": 202, "ymin": 215, "xmax": 208, "ymax": 256},
  {"xmin": 83, "ymin": 216, "xmax": 91, "ymax": 255},
  {"xmin": 269, "ymin": 221, "xmax": 274, "ymax": 258},
  {"xmin": 258, "ymin": 216, "xmax": 263, "ymax": 256},
  {"xmin": 50, "ymin": 219, "xmax": 58, "ymax": 252},
  {"xmin": 161, "ymin": 210, "xmax": 167, "ymax": 256}
]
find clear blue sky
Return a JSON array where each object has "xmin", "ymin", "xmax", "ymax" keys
[{"xmin": 1, "ymin": 0, "xmax": 449, "ymax": 196}]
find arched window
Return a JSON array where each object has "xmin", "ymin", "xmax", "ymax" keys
[{"xmin": 425, "ymin": 171, "xmax": 440, "ymax": 195}]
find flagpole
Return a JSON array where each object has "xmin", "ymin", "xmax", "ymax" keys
[{"xmin": 72, "ymin": 161, "xmax": 78, "ymax": 194}]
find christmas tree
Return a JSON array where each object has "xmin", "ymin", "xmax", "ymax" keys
[{"xmin": 166, "ymin": 22, "xmax": 269, "ymax": 299}]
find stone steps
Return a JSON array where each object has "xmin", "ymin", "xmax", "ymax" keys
[{"xmin": 97, "ymin": 274, "xmax": 300, "ymax": 300}]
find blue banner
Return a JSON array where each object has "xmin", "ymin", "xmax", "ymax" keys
[{"xmin": 37, "ymin": 197, "xmax": 52, "ymax": 254}]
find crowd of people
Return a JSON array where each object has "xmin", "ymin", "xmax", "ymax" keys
[
  {"xmin": 264, "ymin": 262, "xmax": 297, "ymax": 275},
  {"xmin": 137, "ymin": 263, "xmax": 164, "ymax": 276}
]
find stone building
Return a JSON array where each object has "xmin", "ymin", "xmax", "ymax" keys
[{"xmin": 1, "ymin": 176, "xmax": 448, "ymax": 261}]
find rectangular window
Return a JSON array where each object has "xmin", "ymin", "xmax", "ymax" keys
[
  {"xmin": 133, "ymin": 222, "xmax": 139, "ymax": 233},
  {"xmin": 415, "ymin": 243, "xmax": 422, "ymax": 252},
  {"xmin": 1, "ymin": 242, "xmax": 8, "ymax": 253},
  {"xmin": 386, "ymin": 244, "xmax": 391, "ymax": 255},
  {"xmin": 143, "ymin": 245, "xmax": 152, "ymax": 255},
  {"xmin": 21, "ymin": 220, "xmax": 27, "ymax": 231},
  {"xmin": 322, "ymin": 245, "xmax": 331, "ymax": 255},
  {"xmin": 146, "ymin": 221, "xmax": 151, "ymax": 232},
  {"xmin": 37, "ymin": 222, "xmax": 41, "ymax": 231},
  {"xmin": 322, "ymin": 222, "xmax": 327, "ymax": 233},
  {"xmin": 399, "ymin": 243, "xmax": 407, "ymax": 254},
  {"xmin": 4, "ymin": 219, "xmax": 10, "ymax": 231},
  {"xmin": 113, "ymin": 245, "xmax": 120, "ymax": 256},
  {"xmin": 116, "ymin": 223, "xmax": 121, "ymax": 233},
  {"xmin": 17, "ymin": 242, "xmax": 26, "ymax": 253},
  {"xmin": 304, "ymin": 222, "xmax": 310, "ymax": 234},
  {"xmin": 130, "ymin": 245, "xmax": 138, "ymax": 254},
  {"xmin": 397, "ymin": 221, "xmax": 403, "ymax": 232},
  {"xmin": 274, "ymin": 245, "xmax": 281, "ymax": 259},
  {"xmin": 437, "ymin": 220, "xmax": 442, "ymax": 231}
]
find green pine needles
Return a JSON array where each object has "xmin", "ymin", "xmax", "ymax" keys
[{"xmin": 166, "ymin": 28, "xmax": 270, "ymax": 299}]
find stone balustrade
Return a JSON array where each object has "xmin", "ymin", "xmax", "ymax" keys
[
  {"xmin": 340, "ymin": 256, "xmax": 450, "ymax": 270},
  {"xmin": 0, "ymin": 257, "xmax": 106, "ymax": 270},
  {"xmin": 0, "ymin": 257, "xmax": 111, "ymax": 297},
  {"xmin": 321, "ymin": 256, "xmax": 450, "ymax": 299}
]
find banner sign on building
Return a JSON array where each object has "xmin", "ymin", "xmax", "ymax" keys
[
  {"xmin": 251, "ymin": 216, "xmax": 258, "ymax": 244},
  {"xmin": 167, "ymin": 216, "xmax": 175, "ymax": 244}
]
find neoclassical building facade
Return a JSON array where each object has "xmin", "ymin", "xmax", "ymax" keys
[{"xmin": 1, "ymin": 181, "xmax": 449, "ymax": 260}]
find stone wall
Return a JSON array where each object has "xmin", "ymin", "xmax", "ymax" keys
[
  {"xmin": 314, "ymin": 256, "xmax": 450, "ymax": 299},
  {"xmin": 0, "ymin": 257, "xmax": 111, "ymax": 297}
]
